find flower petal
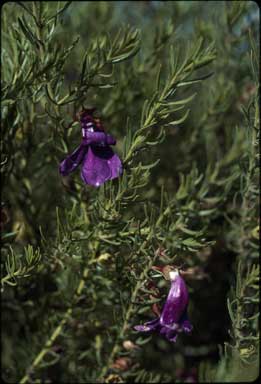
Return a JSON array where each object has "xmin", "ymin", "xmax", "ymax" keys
[
  {"xmin": 179, "ymin": 310, "xmax": 193, "ymax": 333},
  {"xmin": 160, "ymin": 275, "xmax": 189, "ymax": 326},
  {"xmin": 59, "ymin": 144, "xmax": 87, "ymax": 176},
  {"xmin": 182, "ymin": 320, "xmax": 193, "ymax": 333},
  {"xmin": 134, "ymin": 272, "xmax": 192, "ymax": 343},
  {"xmin": 134, "ymin": 318, "xmax": 160, "ymax": 332},
  {"xmin": 81, "ymin": 145, "xmax": 122, "ymax": 187},
  {"xmin": 168, "ymin": 332, "xmax": 178, "ymax": 342},
  {"xmin": 83, "ymin": 131, "xmax": 116, "ymax": 145},
  {"xmin": 159, "ymin": 325, "xmax": 178, "ymax": 342}
]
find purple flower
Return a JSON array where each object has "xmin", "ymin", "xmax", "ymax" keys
[
  {"xmin": 134, "ymin": 270, "xmax": 192, "ymax": 342},
  {"xmin": 59, "ymin": 110, "xmax": 122, "ymax": 187}
]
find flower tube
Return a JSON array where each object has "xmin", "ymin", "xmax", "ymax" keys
[{"xmin": 134, "ymin": 270, "xmax": 192, "ymax": 342}]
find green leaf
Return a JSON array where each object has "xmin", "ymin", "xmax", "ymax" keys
[
  {"xmin": 18, "ymin": 17, "xmax": 42, "ymax": 49},
  {"xmin": 177, "ymin": 72, "xmax": 214, "ymax": 87},
  {"xmin": 168, "ymin": 109, "xmax": 190, "ymax": 126}
]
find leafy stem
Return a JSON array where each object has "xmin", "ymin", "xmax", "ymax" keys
[{"xmin": 19, "ymin": 267, "xmax": 89, "ymax": 384}]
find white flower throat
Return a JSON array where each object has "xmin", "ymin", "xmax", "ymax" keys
[
  {"xmin": 169, "ymin": 270, "xmax": 179, "ymax": 281},
  {"xmin": 82, "ymin": 122, "xmax": 94, "ymax": 138}
]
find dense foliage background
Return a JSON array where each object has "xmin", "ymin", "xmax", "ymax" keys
[{"xmin": 1, "ymin": 1, "xmax": 259, "ymax": 383}]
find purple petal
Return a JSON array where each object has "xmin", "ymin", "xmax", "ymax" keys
[
  {"xmin": 105, "ymin": 134, "xmax": 116, "ymax": 145},
  {"xmin": 134, "ymin": 318, "xmax": 160, "ymax": 332},
  {"xmin": 179, "ymin": 310, "xmax": 193, "ymax": 333},
  {"xmin": 160, "ymin": 275, "xmax": 189, "ymax": 326},
  {"xmin": 182, "ymin": 320, "xmax": 193, "ymax": 333},
  {"xmin": 159, "ymin": 326, "xmax": 168, "ymax": 335},
  {"xmin": 134, "ymin": 272, "xmax": 192, "ymax": 343},
  {"xmin": 167, "ymin": 332, "xmax": 178, "ymax": 342},
  {"xmin": 134, "ymin": 325, "xmax": 151, "ymax": 332},
  {"xmin": 107, "ymin": 150, "xmax": 122, "ymax": 179},
  {"xmin": 160, "ymin": 321, "xmax": 179, "ymax": 331},
  {"xmin": 59, "ymin": 144, "xmax": 87, "ymax": 176},
  {"xmin": 81, "ymin": 145, "xmax": 122, "ymax": 187},
  {"xmin": 82, "ymin": 131, "xmax": 116, "ymax": 145},
  {"xmin": 159, "ymin": 325, "xmax": 178, "ymax": 342}
]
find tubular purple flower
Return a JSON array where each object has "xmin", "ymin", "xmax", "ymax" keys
[
  {"xmin": 134, "ymin": 270, "xmax": 192, "ymax": 342},
  {"xmin": 59, "ymin": 110, "xmax": 122, "ymax": 187}
]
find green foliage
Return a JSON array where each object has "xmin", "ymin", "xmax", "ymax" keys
[
  {"xmin": 1, "ymin": 245, "xmax": 41, "ymax": 288},
  {"xmin": 1, "ymin": 1, "xmax": 259, "ymax": 383}
]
